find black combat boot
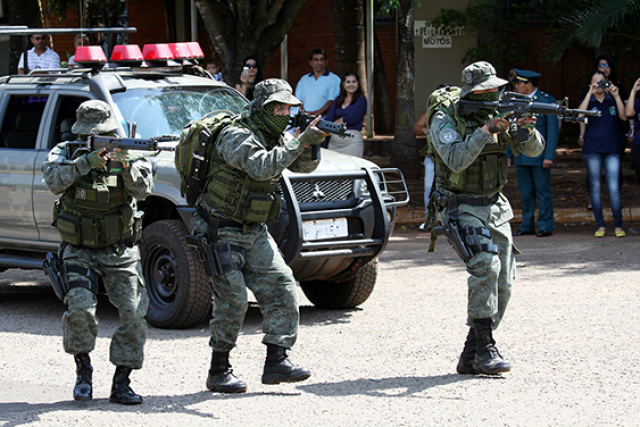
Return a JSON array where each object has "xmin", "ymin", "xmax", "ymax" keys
[
  {"xmin": 206, "ymin": 351, "xmax": 247, "ymax": 393},
  {"xmin": 262, "ymin": 344, "xmax": 311, "ymax": 385},
  {"xmin": 73, "ymin": 353, "xmax": 93, "ymax": 401},
  {"xmin": 456, "ymin": 328, "xmax": 479, "ymax": 375},
  {"xmin": 472, "ymin": 318, "xmax": 511, "ymax": 375},
  {"xmin": 109, "ymin": 366, "xmax": 143, "ymax": 405}
]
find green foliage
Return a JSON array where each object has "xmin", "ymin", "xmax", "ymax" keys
[
  {"xmin": 546, "ymin": 0, "xmax": 640, "ymax": 61},
  {"xmin": 433, "ymin": 2, "xmax": 530, "ymax": 71},
  {"xmin": 376, "ymin": 0, "xmax": 420, "ymax": 17}
]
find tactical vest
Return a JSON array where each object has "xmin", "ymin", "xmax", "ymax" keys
[
  {"xmin": 53, "ymin": 144, "xmax": 136, "ymax": 248},
  {"xmin": 199, "ymin": 118, "xmax": 283, "ymax": 224},
  {"xmin": 433, "ymin": 110, "xmax": 509, "ymax": 195}
]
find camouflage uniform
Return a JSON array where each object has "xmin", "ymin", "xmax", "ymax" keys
[
  {"xmin": 194, "ymin": 79, "xmax": 324, "ymax": 393},
  {"xmin": 428, "ymin": 62, "xmax": 545, "ymax": 375},
  {"xmin": 42, "ymin": 100, "xmax": 153, "ymax": 404}
]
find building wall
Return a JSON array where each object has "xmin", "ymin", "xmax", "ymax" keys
[{"xmin": 413, "ymin": 0, "xmax": 477, "ymax": 119}]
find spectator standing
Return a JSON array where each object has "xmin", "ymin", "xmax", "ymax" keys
[
  {"xmin": 68, "ymin": 33, "xmax": 90, "ymax": 67},
  {"xmin": 578, "ymin": 70, "xmax": 627, "ymax": 238},
  {"xmin": 508, "ymin": 69, "xmax": 560, "ymax": 237},
  {"xmin": 235, "ymin": 56, "xmax": 263, "ymax": 101},
  {"xmin": 413, "ymin": 110, "xmax": 434, "ymax": 231},
  {"xmin": 295, "ymin": 48, "xmax": 341, "ymax": 116},
  {"xmin": 324, "ymin": 72, "xmax": 367, "ymax": 157},
  {"xmin": 624, "ymin": 77, "xmax": 640, "ymax": 187},
  {"xmin": 206, "ymin": 58, "xmax": 224, "ymax": 82},
  {"xmin": 17, "ymin": 33, "xmax": 61, "ymax": 74}
]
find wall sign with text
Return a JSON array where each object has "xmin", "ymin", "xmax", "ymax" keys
[{"xmin": 414, "ymin": 20, "xmax": 466, "ymax": 49}]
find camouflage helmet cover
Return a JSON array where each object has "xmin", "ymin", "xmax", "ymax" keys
[
  {"xmin": 71, "ymin": 100, "xmax": 119, "ymax": 135},
  {"xmin": 459, "ymin": 61, "xmax": 508, "ymax": 98},
  {"xmin": 245, "ymin": 78, "xmax": 302, "ymax": 111}
]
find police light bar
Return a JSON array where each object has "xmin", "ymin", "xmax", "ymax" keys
[
  {"xmin": 168, "ymin": 42, "xmax": 194, "ymax": 60},
  {"xmin": 142, "ymin": 43, "xmax": 174, "ymax": 60},
  {"xmin": 111, "ymin": 44, "xmax": 144, "ymax": 66},
  {"xmin": 185, "ymin": 42, "xmax": 204, "ymax": 59},
  {"xmin": 74, "ymin": 46, "xmax": 107, "ymax": 67}
]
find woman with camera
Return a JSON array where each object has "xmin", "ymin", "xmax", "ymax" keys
[
  {"xmin": 235, "ymin": 56, "xmax": 263, "ymax": 101},
  {"xmin": 578, "ymin": 69, "xmax": 627, "ymax": 238}
]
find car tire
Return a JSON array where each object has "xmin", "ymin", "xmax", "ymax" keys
[
  {"xmin": 300, "ymin": 259, "xmax": 378, "ymax": 309},
  {"xmin": 141, "ymin": 219, "xmax": 211, "ymax": 328}
]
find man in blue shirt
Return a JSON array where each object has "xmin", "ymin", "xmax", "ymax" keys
[
  {"xmin": 295, "ymin": 49, "xmax": 341, "ymax": 117},
  {"xmin": 508, "ymin": 69, "xmax": 559, "ymax": 237}
]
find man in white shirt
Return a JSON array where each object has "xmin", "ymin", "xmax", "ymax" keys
[
  {"xmin": 18, "ymin": 33, "xmax": 61, "ymax": 74},
  {"xmin": 295, "ymin": 49, "xmax": 341, "ymax": 117}
]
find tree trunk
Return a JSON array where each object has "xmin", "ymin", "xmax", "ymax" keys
[
  {"xmin": 392, "ymin": 0, "xmax": 417, "ymax": 165},
  {"xmin": 8, "ymin": 0, "xmax": 43, "ymax": 74},
  {"xmin": 195, "ymin": 0, "xmax": 308, "ymax": 87},
  {"xmin": 373, "ymin": 28, "xmax": 393, "ymax": 135},
  {"xmin": 333, "ymin": 0, "xmax": 365, "ymax": 83}
]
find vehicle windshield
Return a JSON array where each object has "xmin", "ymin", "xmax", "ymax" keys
[{"xmin": 112, "ymin": 87, "xmax": 246, "ymax": 139}]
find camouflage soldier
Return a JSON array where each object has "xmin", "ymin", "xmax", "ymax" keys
[
  {"xmin": 191, "ymin": 79, "xmax": 326, "ymax": 393},
  {"xmin": 427, "ymin": 62, "xmax": 545, "ymax": 375},
  {"xmin": 42, "ymin": 100, "xmax": 153, "ymax": 404}
]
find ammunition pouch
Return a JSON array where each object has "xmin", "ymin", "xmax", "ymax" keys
[
  {"xmin": 125, "ymin": 211, "xmax": 144, "ymax": 246},
  {"xmin": 201, "ymin": 162, "xmax": 281, "ymax": 225},
  {"xmin": 54, "ymin": 203, "xmax": 135, "ymax": 248}
]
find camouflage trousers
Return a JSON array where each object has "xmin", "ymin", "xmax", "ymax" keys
[
  {"xmin": 60, "ymin": 242, "xmax": 149, "ymax": 369},
  {"xmin": 435, "ymin": 192, "xmax": 517, "ymax": 329},
  {"xmin": 192, "ymin": 213, "xmax": 299, "ymax": 353}
]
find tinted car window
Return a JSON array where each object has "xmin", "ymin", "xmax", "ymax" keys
[
  {"xmin": 112, "ymin": 87, "xmax": 246, "ymax": 138},
  {"xmin": 0, "ymin": 95, "xmax": 47, "ymax": 149}
]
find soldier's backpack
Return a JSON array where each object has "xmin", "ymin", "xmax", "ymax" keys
[{"xmin": 175, "ymin": 111, "xmax": 235, "ymax": 206}]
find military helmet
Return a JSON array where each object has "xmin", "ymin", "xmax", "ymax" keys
[
  {"xmin": 245, "ymin": 78, "xmax": 302, "ymax": 111},
  {"xmin": 71, "ymin": 100, "xmax": 119, "ymax": 135},
  {"xmin": 459, "ymin": 61, "xmax": 508, "ymax": 98}
]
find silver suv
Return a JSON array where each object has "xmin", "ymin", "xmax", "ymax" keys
[{"xmin": 0, "ymin": 66, "xmax": 409, "ymax": 328}]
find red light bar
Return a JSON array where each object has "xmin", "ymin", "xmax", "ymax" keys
[
  {"xmin": 168, "ymin": 42, "xmax": 194, "ymax": 60},
  {"xmin": 74, "ymin": 46, "xmax": 107, "ymax": 64},
  {"xmin": 112, "ymin": 44, "xmax": 144, "ymax": 62},
  {"xmin": 186, "ymin": 42, "xmax": 205, "ymax": 59},
  {"xmin": 142, "ymin": 44, "xmax": 174, "ymax": 60}
]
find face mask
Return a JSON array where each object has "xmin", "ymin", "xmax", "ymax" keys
[
  {"xmin": 250, "ymin": 102, "xmax": 290, "ymax": 136},
  {"xmin": 465, "ymin": 91, "xmax": 501, "ymax": 102}
]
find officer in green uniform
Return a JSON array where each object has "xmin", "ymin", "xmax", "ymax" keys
[
  {"xmin": 428, "ymin": 62, "xmax": 545, "ymax": 375},
  {"xmin": 191, "ymin": 79, "xmax": 326, "ymax": 393},
  {"xmin": 42, "ymin": 100, "xmax": 153, "ymax": 404}
]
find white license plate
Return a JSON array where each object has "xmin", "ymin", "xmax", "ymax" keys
[{"xmin": 302, "ymin": 218, "xmax": 348, "ymax": 241}]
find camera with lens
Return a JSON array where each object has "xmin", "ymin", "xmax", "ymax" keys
[{"xmin": 598, "ymin": 81, "xmax": 611, "ymax": 89}]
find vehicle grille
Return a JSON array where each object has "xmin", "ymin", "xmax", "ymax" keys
[{"xmin": 287, "ymin": 179, "xmax": 354, "ymax": 203}]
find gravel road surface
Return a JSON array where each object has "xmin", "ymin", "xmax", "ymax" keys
[{"xmin": 1, "ymin": 226, "xmax": 638, "ymax": 427}]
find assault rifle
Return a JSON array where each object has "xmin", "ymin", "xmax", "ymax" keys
[
  {"xmin": 289, "ymin": 111, "xmax": 354, "ymax": 138},
  {"xmin": 459, "ymin": 91, "xmax": 601, "ymax": 124},
  {"xmin": 71, "ymin": 134, "xmax": 176, "ymax": 175},
  {"xmin": 459, "ymin": 91, "xmax": 602, "ymax": 141}
]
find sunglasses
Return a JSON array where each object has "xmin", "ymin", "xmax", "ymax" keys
[
  {"xmin": 32, "ymin": 36, "xmax": 46, "ymax": 41},
  {"xmin": 598, "ymin": 63, "xmax": 610, "ymax": 68},
  {"xmin": 245, "ymin": 63, "xmax": 258, "ymax": 68}
]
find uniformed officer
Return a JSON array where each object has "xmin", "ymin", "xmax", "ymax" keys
[
  {"xmin": 42, "ymin": 100, "xmax": 153, "ymax": 404},
  {"xmin": 190, "ymin": 79, "xmax": 327, "ymax": 393},
  {"xmin": 427, "ymin": 62, "xmax": 545, "ymax": 375},
  {"xmin": 508, "ymin": 69, "xmax": 560, "ymax": 237}
]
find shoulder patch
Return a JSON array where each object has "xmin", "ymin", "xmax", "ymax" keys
[{"xmin": 439, "ymin": 127, "xmax": 458, "ymax": 144}]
